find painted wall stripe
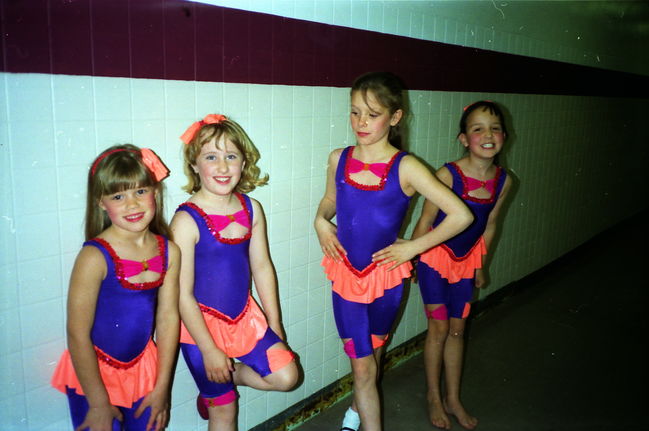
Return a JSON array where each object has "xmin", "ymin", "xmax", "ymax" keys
[{"xmin": 2, "ymin": 0, "xmax": 647, "ymax": 96}]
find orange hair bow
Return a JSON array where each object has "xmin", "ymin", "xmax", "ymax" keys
[
  {"xmin": 180, "ymin": 114, "xmax": 228, "ymax": 144},
  {"xmin": 91, "ymin": 148, "xmax": 169, "ymax": 182},
  {"xmin": 140, "ymin": 148, "xmax": 170, "ymax": 182}
]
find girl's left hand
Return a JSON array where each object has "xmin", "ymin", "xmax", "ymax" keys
[
  {"xmin": 475, "ymin": 268, "xmax": 487, "ymax": 288},
  {"xmin": 372, "ymin": 239, "xmax": 418, "ymax": 271},
  {"xmin": 134, "ymin": 387, "xmax": 169, "ymax": 431}
]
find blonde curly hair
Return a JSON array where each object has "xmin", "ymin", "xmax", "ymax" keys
[{"xmin": 181, "ymin": 118, "xmax": 268, "ymax": 194}]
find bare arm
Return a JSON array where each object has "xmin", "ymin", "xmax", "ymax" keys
[
  {"xmin": 475, "ymin": 174, "xmax": 512, "ymax": 287},
  {"xmin": 314, "ymin": 148, "xmax": 346, "ymax": 261},
  {"xmin": 135, "ymin": 241, "xmax": 181, "ymax": 430},
  {"xmin": 410, "ymin": 166, "xmax": 451, "ymax": 241},
  {"xmin": 248, "ymin": 199, "xmax": 285, "ymax": 339},
  {"xmin": 67, "ymin": 246, "xmax": 123, "ymax": 430},
  {"xmin": 170, "ymin": 211, "xmax": 233, "ymax": 383},
  {"xmin": 373, "ymin": 157, "xmax": 473, "ymax": 270}
]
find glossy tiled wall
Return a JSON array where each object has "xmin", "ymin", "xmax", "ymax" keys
[{"xmin": 1, "ymin": 1, "xmax": 647, "ymax": 430}]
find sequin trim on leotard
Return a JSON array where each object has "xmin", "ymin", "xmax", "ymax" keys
[
  {"xmin": 450, "ymin": 162, "xmax": 503, "ymax": 204},
  {"xmin": 181, "ymin": 194, "xmax": 252, "ymax": 244},
  {"xmin": 344, "ymin": 147, "xmax": 402, "ymax": 191},
  {"xmin": 91, "ymin": 236, "xmax": 167, "ymax": 291}
]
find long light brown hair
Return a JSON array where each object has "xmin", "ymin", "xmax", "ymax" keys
[
  {"xmin": 351, "ymin": 71, "xmax": 406, "ymax": 150},
  {"xmin": 85, "ymin": 144, "xmax": 170, "ymax": 240}
]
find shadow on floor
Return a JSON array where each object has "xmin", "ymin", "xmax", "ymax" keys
[{"xmin": 295, "ymin": 211, "xmax": 649, "ymax": 431}]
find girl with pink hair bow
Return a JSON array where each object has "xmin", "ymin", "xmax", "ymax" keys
[
  {"xmin": 412, "ymin": 100, "xmax": 513, "ymax": 430},
  {"xmin": 52, "ymin": 144, "xmax": 180, "ymax": 431}
]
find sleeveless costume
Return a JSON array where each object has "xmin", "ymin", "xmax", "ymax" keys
[
  {"xmin": 51, "ymin": 235, "xmax": 169, "ymax": 430},
  {"xmin": 177, "ymin": 193, "xmax": 293, "ymax": 406},
  {"xmin": 417, "ymin": 162, "xmax": 507, "ymax": 319},
  {"xmin": 322, "ymin": 146, "xmax": 413, "ymax": 358}
]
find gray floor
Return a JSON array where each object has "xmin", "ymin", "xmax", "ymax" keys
[{"xmin": 294, "ymin": 211, "xmax": 649, "ymax": 431}]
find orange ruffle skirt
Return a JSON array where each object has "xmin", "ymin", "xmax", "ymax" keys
[
  {"xmin": 322, "ymin": 255, "xmax": 412, "ymax": 304},
  {"xmin": 419, "ymin": 237, "xmax": 486, "ymax": 283},
  {"xmin": 51, "ymin": 339, "xmax": 157, "ymax": 408},
  {"xmin": 180, "ymin": 296, "xmax": 268, "ymax": 358}
]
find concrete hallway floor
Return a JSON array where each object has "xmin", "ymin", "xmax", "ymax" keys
[{"xmin": 293, "ymin": 211, "xmax": 648, "ymax": 431}]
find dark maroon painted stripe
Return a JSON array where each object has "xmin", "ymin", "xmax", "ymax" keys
[{"xmin": 1, "ymin": 0, "xmax": 647, "ymax": 97}]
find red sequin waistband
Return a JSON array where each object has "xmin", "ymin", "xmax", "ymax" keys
[{"xmin": 94, "ymin": 344, "xmax": 147, "ymax": 370}]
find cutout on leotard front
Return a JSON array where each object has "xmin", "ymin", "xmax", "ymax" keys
[
  {"xmin": 344, "ymin": 146, "xmax": 402, "ymax": 191},
  {"xmin": 450, "ymin": 162, "xmax": 502, "ymax": 204},
  {"xmin": 90, "ymin": 236, "xmax": 168, "ymax": 291}
]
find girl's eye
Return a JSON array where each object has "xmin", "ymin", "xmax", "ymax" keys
[
  {"xmin": 226, "ymin": 154, "xmax": 238, "ymax": 160},
  {"xmin": 205, "ymin": 155, "xmax": 216, "ymax": 161},
  {"xmin": 111, "ymin": 194, "xmax": 123, "ymax": 201},
  {"xmin": 136, "ymin": 188, "xmax": 148, "ymax": 195},
  {"xmin": 369, "ymin": 113, "xmax": 379, "ymax": 118}
]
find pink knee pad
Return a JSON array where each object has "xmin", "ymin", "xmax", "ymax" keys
[
  {"xmin": 202, "ymin": 390, "xmax": 237, "ymax": 407},
  {"xmin": 425, "ymin": 305, "xmax": 448, "ymax": 320},
  {"xmin": 343, "ymin": 339, "xmax": 358, "ymax": 358}
]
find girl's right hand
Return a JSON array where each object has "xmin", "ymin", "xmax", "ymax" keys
[
  {"xmin": 203, "ymin": 348, "xmax": 234, "ymax": 383},
  {"xmin": 315, "ymin": 217, "xmax": 347, "ymax": 261},
  {"xmin": 76, "ymin": 404, "xmax": 123, "ymax": 431}
]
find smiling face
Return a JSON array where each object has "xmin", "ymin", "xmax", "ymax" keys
[
  {"xmin": 98, "ymin": 186, "xmax": 157, "ymax": 234},
  {"xmin": 350, "ymin": 90, "xmax": 402, "ymax": 147},
  {"xmin": 192, "ymin": 135, "xmax": 245, "ymax": 198},
  {"xmin": 459, "ymin": 108, "xmax": 505, "ymax": 159}
]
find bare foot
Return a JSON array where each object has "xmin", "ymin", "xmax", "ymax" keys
[
  {"xmin": 427, "ymin": 398, "xmax": 451, "ymax": 429},
  {"xmin": 444, "ymin": 400, "xmax": 478, "ymax": 430}
]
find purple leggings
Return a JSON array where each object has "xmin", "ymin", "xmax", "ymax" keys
[
  {"xmin": 66, "ymin": 387, "xmax": 151, "ymax": 431},
  {"xmin": 332, "ymin": 283, "xmax": 404, "ymax": 358},
  {"xmin": 181, "ymin": 326, "xmax": 282, "ymax": 400},
  {"xmin": 417, "ymin": 261, "xmax": 474, "ymax": 319}
]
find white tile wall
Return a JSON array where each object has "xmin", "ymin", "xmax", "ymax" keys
[{"xmin": 2, "ymin": 2, "xmax": 648, "ymax": 430}]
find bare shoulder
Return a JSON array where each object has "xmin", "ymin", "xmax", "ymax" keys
[
  {"xmin": 170, "ymin": 207, "xmax": 199, "ymax": 242},
  {"xmin": 435, "ymin": 165, "xmax": 453, "ymax": 187},
  {"xmin": 329, "ymin": 147, "xmax": 345, "ymax": 165},
  {"xmin": 399, "ymin": 154, "xmax": 427, "ymax": 172},
  {"xmin": 249, "ymin": 197, "xmax": 266, "ymax": 217},
  {"xmin": 167, "ymin": 240, "xmax": 181, "ymax": 260},
  {"xmin": 76, "ymin": 243, "xmax": 106, "ymax": 266}
]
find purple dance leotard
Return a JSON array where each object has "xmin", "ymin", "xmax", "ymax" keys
[
  {"xmin": 178, "ymin": 194, "xmax": 292, "ymax": 404},
  {"xmin": 418, "ymin": 162, "xmax": 507, "ymax": 319},
  {"xmin": 52, "ymin": 236, "xmax": 169, "ymax": 430},
  {"xmin": 324, "ymin": 146, "xmax": 412, "ymax": 358}
]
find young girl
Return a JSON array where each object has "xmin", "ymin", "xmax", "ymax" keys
[
  {"xmin": 314, "ymin": 72, "xmax": 474, "ymax": 431},
  {"xmin": 172, "ymin": 114, "xmax": 298, "ymax": 430},
  {"xmin": 51, "ymin": 145, "xmax": 180, "ymax": 431},
  {"xmin": 412, "ymin": 101, "xmax": 512, "ymax": 430}
]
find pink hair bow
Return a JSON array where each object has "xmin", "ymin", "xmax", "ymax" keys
[
  {"xmin": 463, "ymin": 100, "xmax": 493, "ymax": 112},
  {"xmin": 180, "ymin": 114, "xmax": 228, "ymax": 144},
  {"xmin": 140, "ymin": 148, "xmax": 170, "ymax": 182},
  {"xmin": 208, "ymin": 210, "xmax": 250, "ymax": 232},
  {"xmin": 348, "ymin": 157, "xmax": 388, "ymax": 178},
  {"xmin": 465, "ymin": 177, "xmax": 495, "ymax": 194}
]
